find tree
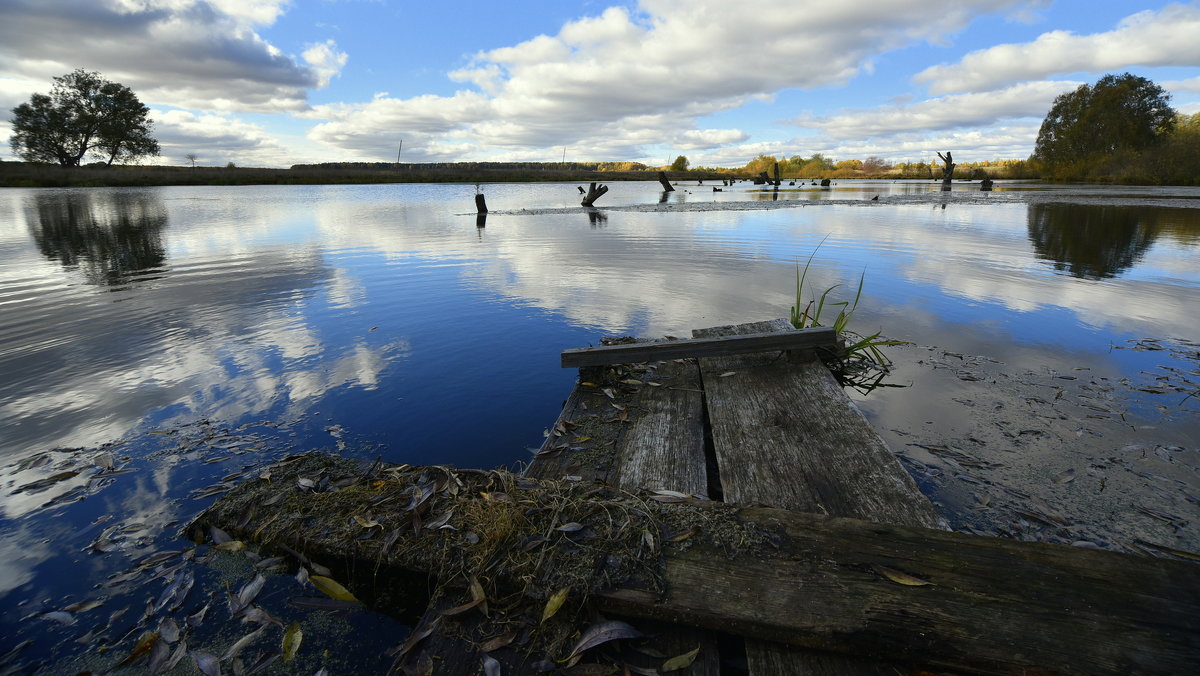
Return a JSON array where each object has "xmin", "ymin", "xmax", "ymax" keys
[
  {"xmin": 9, "ymin": 69, "xmax": 159, "ymax": 167},
  {"xmin": 670, "ymin": 155, "xmax": 689, "ymax": 171},
  {"xmin": 1033, "ymin": 73, "xmax": 1175, "ymax": 167},
  {"xmin": 186, "ymin": 153, "xmax": 198, "ymax": 169}
]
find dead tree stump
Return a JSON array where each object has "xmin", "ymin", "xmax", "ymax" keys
[
  {"xmin": 474, "ymin": 193, "xmax": 488, "ymax": 213},
  {"xmin": 658, "ymin": 172, "xmax": 674, "ymax": 192},
  {"xmin": 937, "ymin": 151, "xmax": 956, "ymax": 191},
  {"xmin": 581, "ymin": 182, "xmax": 609, "ymax": 207}
]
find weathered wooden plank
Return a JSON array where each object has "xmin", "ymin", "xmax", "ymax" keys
[
  {"xmin": 561, "ymin": 326, "xmax": 837, "ymax": 368},
  {"xmin": 525, "ymin": 358, "xmax": 720, "ymax": 675},
  {"xmin": 693, "ymin": 319, "xmax": 943, "ymax": 675},
  {"xmin": 200, "ymin": 466, "xmax": 1200, "ymax": 675},
  {"xmin": 693, "ymin": 319, "xmax": 942, "ymax": 526},
  {"xmin": 597, "ymin": 503, "xmax": 1200, "ymax": 675}
]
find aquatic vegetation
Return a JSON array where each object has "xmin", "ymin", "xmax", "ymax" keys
[{"xmin": 789, "ymin": 240, "xmax": 905, "ymax": 369}]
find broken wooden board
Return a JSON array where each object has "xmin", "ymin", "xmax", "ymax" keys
[
  {"xmin": 198, "ymin": 457, "xmax": 1200, "ymax": 675},
  {"xmin": 560, "ymin": 326, "xmax": 837, "ymax": 368},
  {"xmin": 694, "ymin": 320, "xmax": 940, "ymax": 526},
  {"xmin": 693, "ymin": 319, "xmax": 944, "ymax": 674},
  {"xmin": 399, "ymin": 359, "xmax": 720, "ymax": 674}
]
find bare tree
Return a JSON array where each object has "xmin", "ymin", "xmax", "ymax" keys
[{"xmin": 185, "ymin": 153, "xmax": 198, "ymax": 169}]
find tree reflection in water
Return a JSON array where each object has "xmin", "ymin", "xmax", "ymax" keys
[
  {"xmin": 1027, "ymin": 203, "xmax": 1159, "ymax": 280},
  {"xmin": 27, "ymin": 190, "xmax": 168, "ymax": 287}
]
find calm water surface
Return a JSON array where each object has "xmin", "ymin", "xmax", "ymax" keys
[{"xmin": 1, "ymin": 181, "xmax": 1197, "ymax": 671}]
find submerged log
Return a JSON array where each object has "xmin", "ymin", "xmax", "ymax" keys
[
  {"xmin": 580, "ymin": 182, "xmax": 608, "ymax": 207},
  {"xmin": 199, "ymin": 456, "xmax": 1200, "ymax": 675},
  {"xmin": 657, "ymin": 171, "xmax": 674, "ymax": 192}
]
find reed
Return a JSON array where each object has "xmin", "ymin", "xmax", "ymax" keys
[{"xmin": 789, "ymin": 242, "xmax": 905, "ymax": 367}]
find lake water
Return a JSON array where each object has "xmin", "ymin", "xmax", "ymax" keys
[{"xmin": 1, "ymin": 180, "xmax": 1198, "ymax": 671}]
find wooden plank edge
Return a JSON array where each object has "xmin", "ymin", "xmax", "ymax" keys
[{"xmin": 561, "ymin": 327, "xmax": 837, "ymax": 368}]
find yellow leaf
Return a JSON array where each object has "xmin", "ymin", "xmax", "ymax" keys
[
  {"xmin": 213, "ymin": 540, "xmax": 245, "ymax": 552},
  {"xmin": 873, "ymin": 564, "xmax": 932, "ymax": 586},
  {"xmin": 282, "ymin": 622, "xmax": 303, "ymax": 663},
  {"xmin": 541, "ymin": 587, "xmax": 569, "ymax": 624},
  {"xmin": 310, "ymin": 575, "xmax": 358, "ymax": 602},
  {"xmin": 661, "ymin": 646, "xmax": 700, "ymax": 672}
]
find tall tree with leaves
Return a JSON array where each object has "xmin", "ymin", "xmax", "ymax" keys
[
  {"xmin": 10, "ymin": 69, "xmax": 159, "ymax": 167},
  {"xmin": 670, "ymin": 155, "xmax": 689, "ymax": 171},
  {"xmin": 1033, "ymin": 73, "xmax": 1175, "ymax": 167}
]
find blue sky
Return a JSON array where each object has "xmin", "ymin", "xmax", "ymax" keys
[{"xmin": 2, "ymin": 1, "xmax": 1199, "ymax": 168}]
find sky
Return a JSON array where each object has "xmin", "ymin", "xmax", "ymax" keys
[{"xmin": 1, "ymin": 0, "xmax": 1199, "ymax": 169}]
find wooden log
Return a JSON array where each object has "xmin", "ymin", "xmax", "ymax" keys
[
  {"xmin": 474, "ymin": 193, "xmax": 487, "ymax": 213},
  {"xmin": 694, "ymin": 319, "xmax": 943, "ymax": 675},
  {"xmin": 597, "ymin": 503, "xmax": 1200, "ymax": 676},
  {"xmin": 560, "ymin": 326, "xmax": 837, "ymax": 368},
  {"xmin": 581, "ymin": 182, "xmax": 609, "ymax": 207},
  {"xmin": 199, "ymin": 466, "xmax": 1200, "ymax": 675},
  {"xmin": 658, "ymin": 171, "xmax": 674, "ymax": 192}
]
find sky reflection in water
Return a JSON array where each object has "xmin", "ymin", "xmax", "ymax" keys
[{"xmin": 0, "ymin": 181, "xmax": 1197, "ymax": 669}]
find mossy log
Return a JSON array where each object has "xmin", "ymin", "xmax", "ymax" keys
[{"xmin": 197, "ymin": 455, "xmax": 1200, "ymax": 675}]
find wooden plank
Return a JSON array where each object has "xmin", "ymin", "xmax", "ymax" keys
[
  {"xmin": 200, "ymin": 465, "xmax": 1200, "ymax": 675},
  {"xmin": 597, "ymin": 503, "xmax": 1200, "ymax": 675},
  {"xmin": 693, "ymin": 319, "xmax": 944, "ymax": 675},
  {"xmin": 525, "ymin": 358, "xmax": 721, "ymax": 675},
  {"xmin": 693, "ymin": 319, "xmax": 942, "ymax": 527},
  {"xmin": 561, "ymin": 326, "xmax": 837, "ymax": 368}
]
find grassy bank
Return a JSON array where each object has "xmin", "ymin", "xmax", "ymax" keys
[{"xmin": 0, "ymin": 161, "xmax": 735, "ymax": 188}]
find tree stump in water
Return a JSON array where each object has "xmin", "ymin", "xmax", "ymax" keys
[
  {"xmin": 937, "ymin": 151, "xmax": 955, "ymax": 191},
  {"xmin": 980, "ymin": 178, "xmax": 994, "ymax": 191},
  {"xmin": 474, "ymin": 193, "xmax": 487, "ymax": 213},
  {"xmin": 581, "ymin": 182, "xmax": 608, "ymax": 207},
  {"xmin": 657, "ymin": 171, "xmax": 674, "ymax": 192}
]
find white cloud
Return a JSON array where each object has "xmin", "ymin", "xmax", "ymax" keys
[
  {"xmin": 305, "ymin": 0, "xmax": 1043, "ymax": 161},
  {"xmin": 797, "ymin": 80, "xmax": 1080, "ymax": 138},
  {"xmin": 916, "ymin": 3, "xmax": 1200, "ymax": 94},
  {"xmin": 151, "ymin": 108, "xmax": 293, "ymax": 165},
  {"xmin": 0, "ymin": 0, "xmax": 343, "ymax": 112},
  {"xmin": 1165, "ymin": 75, "xmax": 1200, "ymax": 93}
]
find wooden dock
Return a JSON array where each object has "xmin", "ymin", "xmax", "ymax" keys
[{"xmin": 198, "ymin": 319, "xmax": 1200, "ymax": 675}]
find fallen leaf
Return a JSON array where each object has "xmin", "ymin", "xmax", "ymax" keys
[
  {"xmin": 191, "ymin": 650, "xmax": 221, "ymax": 676},
  {"xmin": 1052, "ymin": 468, "xmax": 1076, "ymax": 484},
  {"xmin": 213, "ymin": 540, "xmax": 245, "ymax": 552},
  {"xmin": 470, "ymin": 577, "xmax": 489, "ymax": 616},
  {"xmin": 479, "ymin": 630, "xmax": 517, "ymax": 653},
  {"xmin": 661, "ymin": 646, "xmax": 701, "ymax": 672},
  {"xmin": 718, "ymin": 371, "xmax": 737, "ymax": 378},
  {"xmin": 873, "ymin": 564, "xmax": 932, "ymax": 587},
  {"xmin": 221, "ymin": 625, "xmax": 267, "ymax": 662},
  {"xmin": 64, "ymin": 600, "xmax": 103, "ymax": 613},
  {"xmin": 310, "ymin": 575, "xmax": 358, "ymax": 602},
  {"xmin": 566, "ymin": 620, "xmax": 643, "ymax": 660},
  {"xmin": 541, "ymin": 587, "xmax": 569, "ymax": 624},
  {"xmin": 282, "ymin": 622, "xmax": 303, "ymax": 663},
  {"xmin": 555, "ymin": 522, "xmax": 586, "ymax": 533},
  {"xmin": 482, "ymin": 654, "xmax": 501, "ymax": 676},
  {"xmin": 648, "ymin": 490, "xmax": 691, "ymax": 503},
  {"xmin": 233, "ymin": 574, "xmax": 266, "ymax": 613},
  {"xmin": 116, "ymin": 631, "xmax": 160, "ymax": 667},
  {"xmin": 438, "ymin": 597, "xmax": 484, "ymax": 616},
  {"xmin": 667, "ymin": 528, "xmax": 698, "ymax": 543}
]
